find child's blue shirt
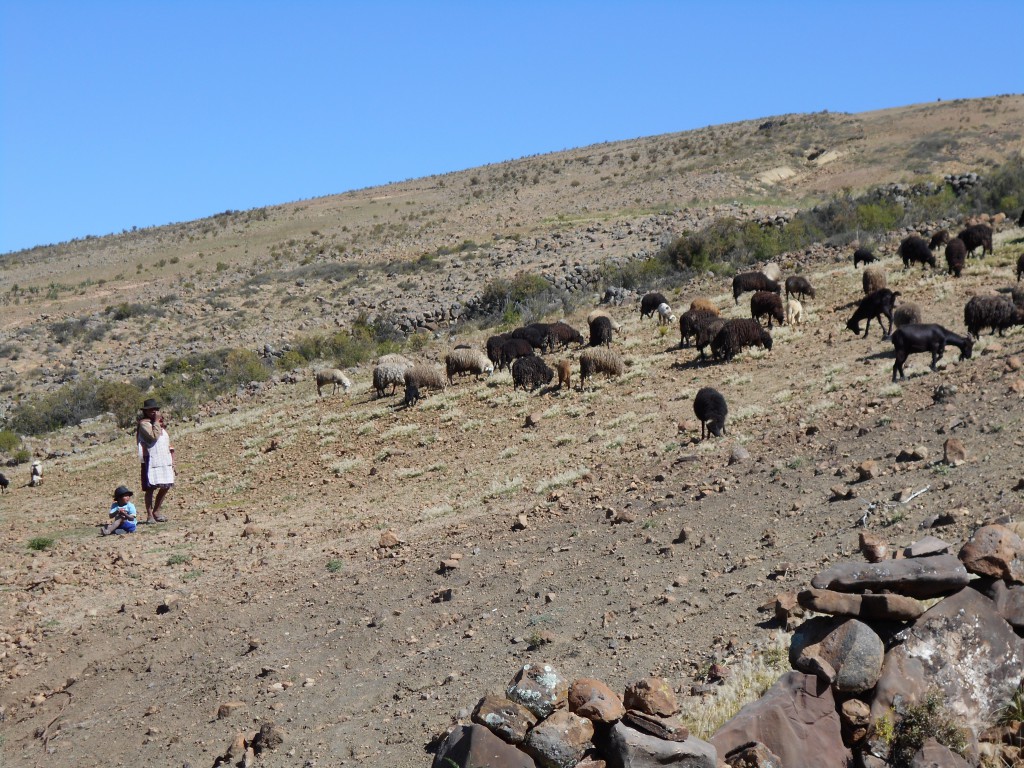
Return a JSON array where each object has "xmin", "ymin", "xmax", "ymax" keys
[{"xmin": 109, "ymin": 501, "xmax": 137, "ymax": 532}]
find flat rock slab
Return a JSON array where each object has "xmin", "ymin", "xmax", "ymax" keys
[
  {"xmin": 601, "ymin": 722, "xmax": 717, "ymax": 768},
  {"xmin": 432, "ymin": 724, "xmax": 536, "ymax": 768},
  {"xmin": 811, "ymin": 554, "xmax": 969, "ymax": 598},
  {"xmin": 871, "ymin": 587, "xmax": 1024, "ymax": 740},
  {"xmin": 711, "ymin": 672, "xmax": 850, "ymax": 768},
  {"xmin": 799, "ymin": 588, "xmax": 925, "ymax": 622}
]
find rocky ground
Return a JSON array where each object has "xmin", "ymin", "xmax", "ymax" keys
[{"xmin": 1, "ymin": 96, "xmax": 1023, "ymax": 767}]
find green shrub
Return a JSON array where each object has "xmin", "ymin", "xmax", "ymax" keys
[
  {"xmin": 96, "ymin": 381, "xmax": 145, "ymax": 428},
  {"xmin": 27, "ymin": 536, "xmax": 55, "ymax": 551},
  {"xmin": 879, "ymin": 690, "xmax": 969, "ymax": 767},
  {"xmin": 12, "ymin": 448, "xmax": 31, "ymax": 464},
  {"xmin": 0, "ymin": 429, "xmax": 19, "ymax": 453}
]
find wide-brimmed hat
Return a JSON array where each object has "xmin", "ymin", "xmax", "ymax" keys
[
  {"xmin": 113, "ymin": 485, "xmax": 134, "ymax": 499},
  {"xmin": 141, "ymin": 398, "xmax": 160, "ymax": 410}
]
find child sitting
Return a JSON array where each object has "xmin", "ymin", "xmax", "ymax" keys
[{"xmin": 102, "ymin": 486, "xmax": 138, "ymax": 536}]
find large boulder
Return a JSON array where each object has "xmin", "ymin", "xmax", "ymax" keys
[
  {"xmin": 473, "ymin": 693, "xmax": 538, "ymax": 744},
  {"xmin": 623, "ymin": 677, "xmax": 678, "ymax": 717},
  {"xmin": 523, "ymin": 710, "xmax": 594, "ymax": 768},
  {"xmin": 568, "ymin": 678, "xmax": 626, "ymax": 724},
  {"xmin": 507, "ymin": 663, "xmax": 569, "ymax": 719},
  {"xmin": 790, "ymin": 617, "xmax": 885, "ymax": 693},
  {"xmin": 811, "ymin": 554, "xmax": 969, "ymax": 599},
  {"xmin": 710, "ymin": 672, "xmax": 850, "ymax": 768},
  {"xmin": 431, "ymin": 723, "xmax": 536, "ymax": 768},
  {"xmin": 871, "ymin": 588, "xmax": 1024, "ymax": 742},
  {"xmin": 958, "ymin": 524, "xmax": 1024, "ymax": 582},
  {"xmin": 601, "ymin": 721, "xmax": 717, "ymax": 768}
]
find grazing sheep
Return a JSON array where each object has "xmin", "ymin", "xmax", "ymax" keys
[
  {"xmin": 786, "ymin": 299, "xmax": 805, "ymax": 326},
  {"xmin": 444, "ymin": 348, "xmax": 494, "ymax": 384},
  {"xmin": 928, "ymin": 230, "xmax": 950, "ymax": 250},
  {"xmin": 891, "ymin": 324, "xmax": 974, "ymax": 382},
  {"xmin": 29, "ymin": 460, "xmax": 42, "ymax": 487},
  {"xmin": 732, "ymin": 272, "xmax": 781, "ymax": 305},
  {"xmin": 556, "ymin": 359, "xmax": 572, "ymax": 390},
  {"xmin": 403, "ymin": 364, "xmax": 447, "ymax": 393},
  {"xmin": 588, "ymin": 315, "xmax": 614, "ymax": 348},
  {"xmin": 512, "ymin": 355, "xmax": 554, "ymax": 392},
  {"xmin": 893, "ymin": 302, "xmax": 922, "ymax": 328},
  {"xmin": 785, "ymin": 276, "xmax": 816, "ymax": 301},
  {"xmin": 655, "ymin": 302, "xmax": 677, "ymax": 326},
  {"xmin": 761, "ymin": 263, "xmax": 783, "ymax": 283},
  {"xmin": 693, "ymin": 387, "xmax": 728, "ymax": 439},
  {"xmin": 315, "ymin": 368, "xmax": 351, "ymax": 397},
  {"xmin": 497, "ymin": 338, "xmax": 535, "ymax": 370},
  {"xmin": 1013, "ymin": 285, "xmax": 1024, "ymax": 309},
  {"xmin": 579, "ymin": 347, "xmax": 625, "ymax": 388},
  {"xmin": 711, "ymin": 318, "xmax": 773, "ymax": 361},
  {"xmin": 853, "ymin": 247, "xmax": 877, "ymax": 267},
  {"xmin": 679, "ymin": 309, "xmax": 719, "ymax": 348},
  {"xmin": 373, "ymin": 354, "xmax": 413, "ymax": 398},
  {"xmin": 586, "ymin": 309, "xmax": 624, "ymax": 335},
  {"xmin": 1017, "ymin": 253, "xmax": 1024, "ymax": 282},
  {"xmin": 846, "ymin": 289, "xmax": 900, "ymax": 339},
  {"xmin": 0, "ymin": 472, "xmax": 8, "ymax": 493},
  {"xmin": 898, "ymin": 235, "xmax": 936, "ymax": 270},
  {"xmin": 546, "ymin": 321, "xmax": 585, "ymax": 350},
  {"xmin": 991, "ymin": 212, "xmax": 1007, "ymax": 230},
  {"xmin": 403, "ymin": 382, "xmax": 421, "ymax": 408},
  {"xmin": 963, "ymin": 295, "xmax": 1023, "ymax": 338},
  {"xmin": 750, "ymin": 291, "xmax": 785, "ymax": 328},
  {"xmin": 945, "ymin": 238, "xmax": 967, "ymax": 278},
  {"xmin": 689, "ymin": 297, "xmax": 719, "ymax": 315},
  {"xmin": 640, "ymin": 292, "xmax": 670, "ymax": 320},
  {"xmin": 957, "ymin": 224, "xmax": 993, "ymax": 257},
  {"xmin": 862, "ymin": 266, "xmax": 887, "ymax": 295},
  {"xmin": 511, "ymin": 325, "xmax": 549, "ymax": 352},
  {"xmin": 695, "ymin": 317, "xmax": 728, "ymax": 361},
  {"xmin": 486, "ymin": 333, "xmax": 512, "ymax": 366}
]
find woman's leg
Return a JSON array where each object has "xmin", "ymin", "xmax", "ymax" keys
[{"xmin": 151, "ymin": 487, "xmax": 170, "ymax": 521}]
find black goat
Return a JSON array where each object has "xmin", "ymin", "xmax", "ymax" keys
[
  {"xmin": 693, "ymin": 387, "xmax": 728, "ymax": 439},
  {"xmin": 0, "ymin": 472, "xmax": 8, "ymax": 493},
  {"xmin": 846, "ymin": 289, "xmax": 900, "ymax": 339},
  {"xmin": 898, "ymin": 235, "xmax": 936, "ymax": 270},
  {"xmin": 890, "ymin": 324, "xmax": 973, "ymax": 382},
  {"xmin": 853, "ymin": 247, "xmax": 877, "ymax": 267},
  {"xmin": 403, "ymin": 382, "xmax": 421, "ymax": 408}
]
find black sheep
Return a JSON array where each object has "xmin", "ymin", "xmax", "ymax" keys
[
  {"xmin": 693, "ymin": 387, "xmax": 728, "ymax": 439},
  {"xmin": 945, "ymin": 238, "xmax": 967, "ymax": 278},
  {"xmin": 711, "ymin": 319, "xmax": 773, "ymax": 361},
  {"xmin": 957, "ymin": 224, "xmax": 993, "ymax": 257},
  {"xmin": 963, "ymin": 295, "xmax": 1022, "ymax": 338},
  {"xmin": 588, "ymin": 315, "xmax": 614, "ymax": 347},
  {"xmin": 511, "ymin": 355, "xmax": 554, "ymax": 392},
  {"xmin": 898, "ymin": 235, "xmax": 936, "ymax": 270},
  {"xmin": 846, "ymin": 289, "xmax": 900, "ymax": 339},
  {"xmin": 928, "ymin": 230, "xmax": 950, "ymax": 250},
  {"xmin": 1017, "ymin": 253, "xmax": 1024, "ymax": 282},
  {"xmin": 890, "ymin": 324, "xmax": 973, "ymax": 382},
  {"xmin": 678, "ymin": 309, "xmax": 718, "ymax": 348},
  {"xmin": 546, "ymin": 321, "xmax": 584, "ymax": 350},
  {"xmin": 731, "ymin": 272, "xmax": 781, "ymax": 305},
  {"xmin": 511, "ymin": 325, "xmax": 549, "ymax": 352},
  {"xmin": 639, "ymin": 292, "xmax": 669, "ymax": 319},
  {"xmin": 784, "ymin": 276, "xmax": 816, "ymax": 301},
  {"xmin": 750, "ymin": 291, "xmax": 785, "ymax": 328},
  {"xmin": 486, "ymin": 333, "xmax": 511, "ymax": 367},
  {"xmin": 402, "ymin": 382, "xmax": 421, "ymax": 408},
  {"xmin": 695, "ymin": 318, "xmax": 727, "ymax": 361},
  {"xmin": 497, "ymin": 338, "xmax": 535, "ymax": 370},
  {"xmin": 0, "ymin": 472, "xmax": 8, "ymax": 493},
  {"xmin": 853, "ymin": 247, "xmax": 877, "ymax": 267}
]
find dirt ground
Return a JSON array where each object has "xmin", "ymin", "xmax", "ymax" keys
[{"xmin": 1, "ymin": 97, "xmax": 1024, "ymax": 768}]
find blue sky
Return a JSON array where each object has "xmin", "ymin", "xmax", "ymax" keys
[{"xmin": 1, "ymin": 1, "xmax": 1021, "ymax": 254}]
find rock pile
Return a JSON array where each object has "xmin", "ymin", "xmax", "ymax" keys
[{"xmin": 430, "ymin": 523, "xmax": 1024, "ymax": 767}]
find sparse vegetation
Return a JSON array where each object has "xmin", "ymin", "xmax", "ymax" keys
[
  {"xmin": 874, "ymin": 690, "xmax": 969, "ymax": 767},
  {"xmin": 27, "ymin": 536, "xmax": 55, "ymax": 551}
]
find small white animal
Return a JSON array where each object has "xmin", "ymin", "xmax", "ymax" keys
[
  {"xmin": 656, "ymin": 303, "xmax": 677, "ymax": 326},
  {"xmin": 786, "ymin": 299, "xmax": 805, "ymax": 326},
  {"xmin": 29, "ymin": 460, "xmax": 43, "ymax": 487},
  {"xmin": 315, "ymin": 368, "xmax": 351, "ymax": 397}
]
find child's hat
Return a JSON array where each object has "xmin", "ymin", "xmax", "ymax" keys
[{"xmin": 113, "ymin": 485, "xmax": 134, "ymax": 499}]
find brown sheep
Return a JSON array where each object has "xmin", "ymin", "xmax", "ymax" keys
[
  {"xmin": 689, "ymin": 297, "xmax": 719, "ymax": 315},
  {"xmin": 556, "ymin": 359, "xmax": 572, "ymax": 390}
]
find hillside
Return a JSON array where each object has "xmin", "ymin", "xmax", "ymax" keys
[{"xmin": 0, "ymin": 96, "xmax": 1023, "ymax": 768}]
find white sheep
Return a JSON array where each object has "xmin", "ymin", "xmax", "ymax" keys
[
  {"xmin": 444, "ymin": 348, "xmax": 494, "ymax": 384},
  {"xmin": 786, "ymin": 299, "xmax": 805, "ymax": 326},
  {"xmin": 315, "ymin": 368, "xmax": 351, "ymax": 397},
  {"xmin": 373, "ymin": 354, "xmax": 413, "ymax": 398},
  {"xmin": 655, "ymin": 303, "xmax": 677, "ymax": 326}
]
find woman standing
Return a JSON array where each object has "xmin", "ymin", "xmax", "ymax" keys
[{"xmin": 136, "ymin": 398, "xmax": 175, "ymax": 522}]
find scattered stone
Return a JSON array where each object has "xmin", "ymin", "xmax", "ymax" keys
[
  {"xmin": 840, "ymin": 698, "xmax": 871, "ymax": 745},
  {"xmin": 811, "ymin": 554, "xmax": 970, "ymax": 599},
  {"xmin": 858, "ymin": 532, "xmax": 889, "ymax": 563},
  {"xmin": 568, "ymin": 678, "xmax": 625, "ymax": 724},
  {"xmin": 910, "ymin": 738, "xmax": 970, "ymax": 767},
  {"xmin": 903, "ymin": 536, "xmax": 950, "ymax": 558},
  {"xmin": 217, "ymin": 701, "xmax": 246, "ymax": 719},
  {"xmin": 524, "ymin": 412, "xmax": 541, "ymax": 428},
  {"xmin": 623, "ymin": 677, "xmax": 678, "ymax": 717},
  {"xmin": 711, "ymin": 672, "xmax": 850, "ymax": 768},
  {"xmin": 896, "ymin": 446, "xmax": 929, "ymax": 462},
  {"xmin": 1007, "ymin": 356, "xmax": 1023, "ymax": 372},
  {"xmin": 959, "ymin": 525, "xmax": 1024, "ymax": 582},
  {"xmin": 830, "ymin": 485, "xmax": 856, "ymax": 501},
  {"xmin": 600, "ymin": 722, "xmax": 717, "ymax": 768},
  {"xmin": 378, "ymin": 529, "xmax": 402, "ymax": 548},
  {"xmin": 932, "ymin": 384, "xmax": 957, "ymax": 403},
  {"xmin": 723, "ymin": 742, "xmax": 784, "ymax": 768},
  {"xmin": 774, "ymin": 592, "xmax": 804, "ymax": 630},
  {"xmin": 943, "ymin": 438, "xmax": 968, "ymax": 466},
  {"xmin": 789, "ymin": 617, "xmax": 885, "ymax": 693},
  {"xmin": 250, "ymin": 720, "xmax": 285, "ymax": 754},
  {"xmin": 512, "ymin": 514, "xmax": 529, "ymax": 531},
  {"xmin": 506, "ymin": 663, "xmax": 568, "ymax": 719},
  {"xmin": 729, "ymin": 445, "xmax": 750, "ymax": 465},
  {"xmin": 856, "ymin": 460, "xmax": 878, "ymax": 481},
  {"xmin": 976, "ymin": 579, "xmax": 1024, "ymax": 629},
  {"xmin": 523, "ymin": 709, "xmax": 594, "ymax": 768}
]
